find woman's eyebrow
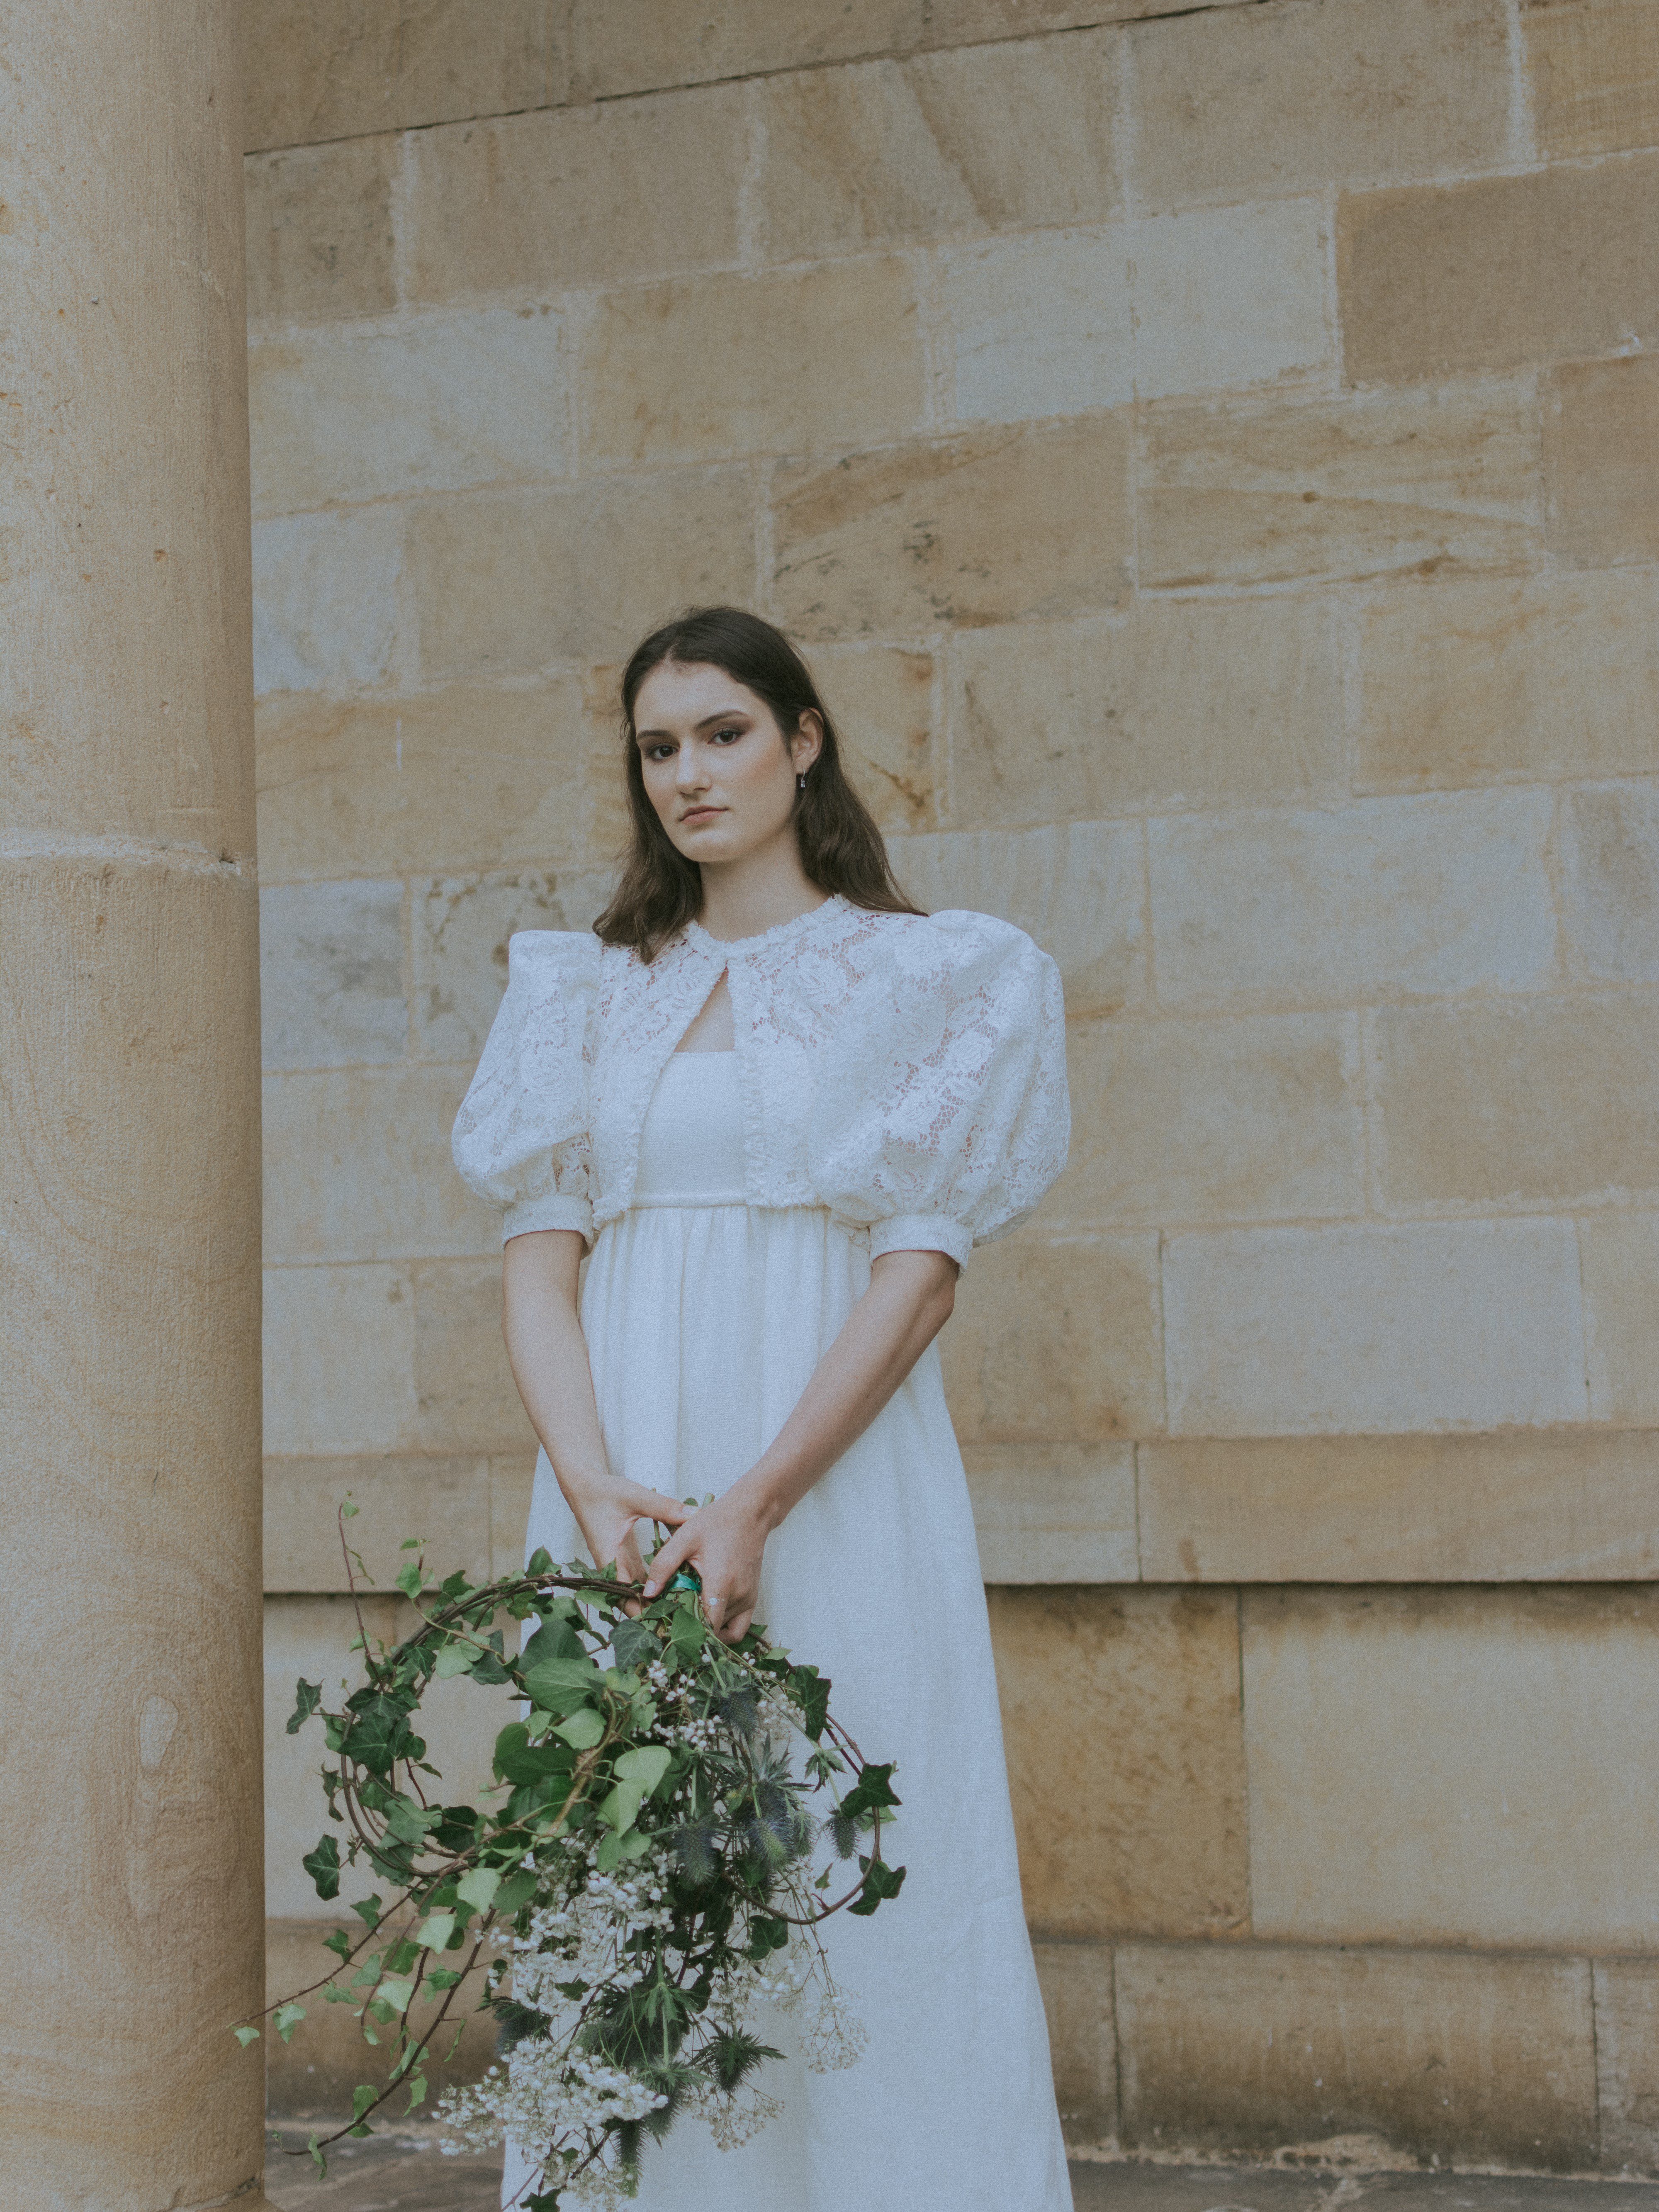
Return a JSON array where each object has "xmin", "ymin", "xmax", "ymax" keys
[{"xmin": 636, "ymin": 708, "xmax": 752, "ymax": 740}]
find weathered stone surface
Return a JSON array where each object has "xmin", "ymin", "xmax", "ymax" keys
[
  {"xmin": 949, "ymin": 599, "xmax": 1343, "ymax": 826},
  {"xmin": 579, "ymin": 262, "xmax": 924, "ymax": 467},
  {"xmin": 1372, "ymin": 996, "xmax": 1659, "ymax": 1209},
  {"xmin": 1581, "ymin": 1212, "xmax": 1659, "ymax": 1424},
  {"xmin": 569, "ymin": 0, "xmax": 927, "ymax": 99},
  {"xmin": 809, "ymin": 642, "xmax": 938, "ymax": 832},
  {"xmin": 1132, "ymin": 0, "xmax": 1512, "ymax": 210},
  {"xmin": 263, "ymin": 1263, "xmax": 417, "ymax": 1455},
  {"xmin": 263, "ymin": 1066, "xmax": 499, "ymax": 1262},
  {"xmin": 1131, "ymin": 200, "xmax": 1332, "ymax": 400},
  {"xmin": 263, "ymin": 1453, "xmax": 493, "ymax": 1592},
  {"xmin": 754, "ymin": 35, "xmax": 1120, "ymax": 262},
  {"xmin": 245, "ymin": 0, "xmax": 566, "ymax": 154},
  {"xmin": 260, "ymin": 879, "xmax": 406, "ymax": 1070},
  {"xmin": 408, "ymin": 471, "xmax": 757, "ymax": 673},
  {"xmin": 1061, "ymin": 1012, "xmax": 1363, "ymax": 1226},
  {"xmin": 406, "ymin": 88, "xmax": 745, "ymax": 304},
  {"xmin": 1545, "ymin": 355, "xmax": 1659, "ymax": 569},
  {"xmin": 941, "ymin": 229, "xmax": 1134, "ymax": 425},
  {"xmin": 1526, "ymin": 0, "xmax": 1659, "ymax": 159},
  {"xmin": 1148, "ymin": 790, "xmax": 1555, "ymax": 1009},
  {"xmin": 1032, "ymin": 1940, "xmax": 1118, "ymax": 2146},
  {"xmin": 244, "ymin": 136, "xmax": 399, "ymax": 328},
  {"xmin": 1242, "ymin": 1586, "xmax": 1659, "ymax": 1949},
  {"xmin": 250, "ymin": 310, "xmax": 568, "ymax": 517},
  {"xmin": 891, "ymin": 820, "xmax": 1146, "ymax": 1017},
  {"xmin": 490, "ymin": 1451, "xmax": 538, "ymax": 1578},
  {"xmin": 988, "ymin": 1586, "xmax": 1250, "ymax": 1940},
  {"xmin": 1338, "ymin": 156, "xmax": 1659, "ymax": 384},
  {"xmin": 256, "ymin": 682, "xmax": 590, "ymax": 884},
  {"xmin": 1138, "ymin": 386, "xmax": 1540, "ymax": 589},
  {"xmin": 1138, "ymin": 1431, "xmax": 1659, "ymax": 1583},
  {"xmin": 963, "ymin": 1444, "xmax": 1138, "ymax": 1583},
  {"xmin": 1354, "ymin": 572, "xmax": 1659, "ymax": 790},
  {"xmin": 252, "ymin": 508, "xmax": 406, "ymax": 696},
  {"xmin": 773, "ymin": 419, "xmax": 1131, "ymax": 639},
  {"xmin": 413, "ymin": 1260, "xmax": 537, "ymax": 1453},
  {"xmin": 1594, "ymin": 1958, "xmax": 1659, "ymax": 2173},
  {"xmin": 1115, "ymin": 1941, "xmax": 1597, "ymax": 2167},
  {"xmin": 920, "ymin": 0, "xmax": 1256, "ymax": 34},
  {"xmin": 1163, "ymin": 1219, "xmax": 1588, "ymax": 1435},
  {"xmin": 943, "ymin": 1233, "xmax": 1165, "ymax": 1441},
  {"xmin": 414, "ymin": 870, "xmax": 607, "ymax": 1063}
]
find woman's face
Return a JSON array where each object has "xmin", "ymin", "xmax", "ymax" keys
[{"xmin": 632, "ymin": 661, "xmax": 822, "ymax": 869}]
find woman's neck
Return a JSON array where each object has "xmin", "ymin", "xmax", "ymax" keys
[{"xmin": 696, "ymin": 838, "xmax": 830, "ymax": 945}]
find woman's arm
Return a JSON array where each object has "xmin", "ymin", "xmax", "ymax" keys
[
  {"xmin": 501, "ymin": 1229, "xmax": 689, "ymax": 1589},
  {"xmin": 642, "ymin": 1247, "xmax": 958, "ymax": 1643}
]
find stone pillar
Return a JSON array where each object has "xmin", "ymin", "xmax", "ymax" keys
[{"xmin": 0, "ymin": 5, "xmax": 268, "ymax": 2208}]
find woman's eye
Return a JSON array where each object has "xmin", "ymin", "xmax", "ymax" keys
[
  {"xmin": 644, "ymin": 743, "xmax": 674, "ymax": 762},
  {"xmin": 711, "ymin": 727, "xmax": 742, "ymax": 745}
]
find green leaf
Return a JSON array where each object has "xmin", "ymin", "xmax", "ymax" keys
[
  {"xmin": 597, "ymin": 1779, "xmax": 647, "ymax": 1833},
  {"xmin": 415, "ymin": 1911, "xmax": 457, "ymax": 1951},
  {"xmin": 610, "ymin": 1615, "xmax": 657, "ymax": 1674},
  {"xmin": 307, "ymin": 2133, "xmax": 326, "ymax": 2177},
  {"xmin": 617, "ymin": 1825, "xmax": 652, "ymax": 1861},
  {"xmin": 302, "ymin": 1834, "xmax": 341, "ymax": 1901},
  {"xmin": 273, "ymin": 2003, "xmax": 307, "ymax": 2043},
  {"xmin": 352, "ymin": 2083, "xmax": 377, "ymax": 2124},
  {"xmin": 432, "ymin": 1641, "xmax": 478, "ymax": 1679},
  {"xmin": 552, "ymin": 1706, "xmax": 604, "ymax": 1750},
  {"xmin": 593, "ymin": 1827, "xmax": 623, "ymax": 1874},
  {"xmin": 523, "ymin": 1652, "xmax": 603, "ymax": 1713},
  {"xmin": 837, "ymin": 1762, "xmax": 901, "ymax": 1824},
  {"xmin": 526, "ymin": 1546, "xmax": 554, "ymax": 1574},
  {"xmin": 614, "ymin": 1745, "xmax": 671, "ymax": 1790},
  {"xmin": 788, "ymin": 1665, "xmax": 831, "ymax": 1742},
  {"xmin": 323, "ymin": 1927, "xmax": 353, "ymax": 1961},
  {"xmin": 847, "ymin": 1857, "xmax": 907, "ymax": 1917},
  {"xmin": 427, "ymin": 1967, "xmax": 464, "ymax": 1991},
  {"xmin": 286, "ymin": 1679, "xmax": 324, "ymax": 1736},
  {"xmin": 340, "ymin": 1499, "xmax": 360, "ymax": 1520},
  {"xmin": 456, "ymin": 1866, "xmax": 501, "ymax": 1912},
  {"xmin": 233, "ymin": 2025, "xmax": 260, "ymax": 2047},
  {"xmin": 521, "ymin": 1617, "xmax": 586, "ymax": 1670},
  {"xmin": 395, "ymin": 1562, "xmax": 423, "ymax": 1600},
  {"xmin": 399, "ymin": 1536, "xmax": 421, "ymax": 1550},
  {"xmin": 349, "ymin": 1893, "xmax": 385, "ymax": 1933},
  {"xmin": 494, "ymin": 1869, "xmax": 538, "ymax": 1914},
  {"xmin": 405, "ymin": 2071, "xmax": 428, "ymax": 2112}
]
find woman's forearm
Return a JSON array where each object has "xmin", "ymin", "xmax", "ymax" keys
[{"xmin": 501, "ymin": 1229, "xmax": 613, "ymax": 1503}]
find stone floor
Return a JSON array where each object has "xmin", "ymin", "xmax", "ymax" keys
[{"xmin": 264, "ymin": 2129, "xmax": 1659, "ymax": 2212}]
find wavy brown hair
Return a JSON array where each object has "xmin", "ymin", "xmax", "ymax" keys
[{"xmin": 593, "ymin": 606, "xmax": 922, "ymax": 961}]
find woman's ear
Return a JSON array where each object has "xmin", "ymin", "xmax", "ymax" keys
[{"xmin": 791, "ymin": 708, "xmax": 825, "ymax": 776}]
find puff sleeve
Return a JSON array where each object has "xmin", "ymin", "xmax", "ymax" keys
[
  {"xmin": 808, "ymin": 911, "xmax": 1070, "ymax": 1270},
  {"xmin": 451, "ymin": 931, "xmax": 601, "ymax": 1246}
]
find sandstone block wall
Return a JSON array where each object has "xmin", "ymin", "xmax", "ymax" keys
[{"xmin": 248, "ymin": 0, "xmax": 1659, "ymax": 2164}]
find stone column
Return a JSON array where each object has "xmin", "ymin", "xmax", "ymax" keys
[{"xmin": 0, "ymin": 5, "xmax": 268, "ymax": 2208}]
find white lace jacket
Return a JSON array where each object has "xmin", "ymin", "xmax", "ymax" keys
[{"xmin": 451, "ymin": 894, "xmax": 1069, "ymax": 1271}]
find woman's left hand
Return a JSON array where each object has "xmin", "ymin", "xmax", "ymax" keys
[{"xmin": 642, "ymin": 1484, "xmax": 776, "ymax": 1645}]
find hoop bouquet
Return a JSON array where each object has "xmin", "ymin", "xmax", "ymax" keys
[{"xmin": 245, "ymin": 1507, "xmax": 905, "ymax": 2210}]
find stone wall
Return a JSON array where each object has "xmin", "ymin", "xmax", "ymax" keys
[{"xmin": 248, "ymin": 0, "xmax": 1659, "ymax": 2165}]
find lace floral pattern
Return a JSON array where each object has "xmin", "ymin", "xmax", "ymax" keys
[{"xmin": 452, "ymin": 895, "xmax": 1070, "ymax": 1268}]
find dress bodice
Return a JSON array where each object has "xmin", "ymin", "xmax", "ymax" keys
[{"xmin": 631, "ymin": 1054, "xmax": 747, "ymax": 1209}]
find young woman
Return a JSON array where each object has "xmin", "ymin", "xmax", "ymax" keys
[{"xmin": 453, "ymin": 606, "xmax": 1073, "ymax": 2211}]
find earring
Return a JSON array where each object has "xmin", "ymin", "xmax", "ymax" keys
[{"xmin": 797, "ymin": 771, "xmax": 807, "ymax": 791}]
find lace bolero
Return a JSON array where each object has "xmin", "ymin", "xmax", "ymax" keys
[{"xmin": 451, "ymin": 895, "xmax": 1069, "ymax": 1270}]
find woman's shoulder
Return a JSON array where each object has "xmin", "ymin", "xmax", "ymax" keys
[
  {"xmin": 502, "ymin": 928, "xmax": 605, "ymax": 988},
  {"xmin": 852, "ymin": 903, "xmax": 1051, "ymax": 976}
]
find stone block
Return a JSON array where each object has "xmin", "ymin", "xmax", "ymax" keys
[
  {"xmin": 1061, "ymin": 1012, "xmax": 1363, "ymax": 1227},
  {"xmin": 1032, "ymin": 1940, "xmax": 1118, "ymax": 2147},
  {"xmin": 1372, "ymin": 995, "xmax": 1659, "ymax": 1209},
  {"xmin": 941, "ymin": 229, "xmax": 1134, "ymax": 426},
  {"xmin": 579, "ymin": 261, "xmax": 924, "ymax": 467},
  {"xmin": 263, "ymin": 1264, "xmax": 417, "ymax": 1456},
  {"xmin": 1148, "ymin": 789, "xmax": 1556, "ymax": 1009},
  {"xmin": 263, "ymin": 1453, "xmax": 492, "ymax": 1593},
  {"xmin": 754, "ymin": 34, "xmax": 1120, "ymax": 263},
  {"xmin": 1138, "ymin": 385, "xmax": 1540, "ymax": 589},
  {"xmin": 252, "ymin": 508, "xmax": 406, "ymax": 697},
  {"xmin": 1138, "ymin": 1430, "xmax": 1659, "ymax": 1583},
  {"xmin": 255, "ymin": 681, "xmax": 589, "ymax": 885},
  {"xmin": 1526, "ymin": 0, "xmax": 1659, "ymax": 159},
  {"xmin": 810, "ymin": 643, "xmax": 938, "ymax": 832},
  {"xmin": 408, "ymin": 470, "xmax": 757, "ymax": 674},
  {"xmin": 243, "ymin": 136, "xmax": 398, "ymax": 328},
  {"xmin": 1595, "ymin": 1958, "xmax": 1659, "ymax": 2173},
  {"xmin": 413, "ymin": 870, "xmax": 606, "ymax": 1064},
  {"xmin": 963, "ymin": 1444, "xmax": 1138, "ymax": 1583},
  {"xmin": 1163, "ymin": 1219, "xmax": 1589, "ymax": 1435},
  {"xmin": 263, "ymin": 1066, "xmax": 500, "ymax": 1262},
  {"xmin": 1132, "ymin": 0, "xmax": 1512, "ymax": 211},
  {"xmin": 1131, "ymin": 200, "xmax": 1332, "ymax": 401},
  {"xmin": 414, "ymin": 1259, "xmax": 537, "ymax": 1453},
  {"xmin": 1546, "ymin": 355, "xmax": 1659, "ymax": 570},
  {"xmin": 1114, "ymin": 1941, "xmax": 1597, "ymax": 2167},
  {"xmin": 405, "ymin": 88, "xmax": 744, "ymax": 304},
  {"xmin": 1581, "ymin": 1212, "xmax": 1659, "ymax": 1424},
  {"xmin": 1338, "ymin": 156, "xmax": 1659, "ymax": 384},
  {"xmin": 943, "ymin": 1232, "xmax": 1165, "ymax": 1442},
  {"xmin": 265, "ymin": 1592, "xmax": 400, "ymax": 1915},
  {"xmin": 1243, "ymin": 1586, "xmax": 1659, "ymax": 1950},
  {"xmin": 259, "ymin": 880, "xmax": 406, "ymax": 1071},
  {"xmin": 1354, "ymin": 571, "xmax": 1659, "ymax": 790},
  {"xmin": 987, "ymin": 1586, "xmax": 1250, "ymax": 1941},
  {"xmin": 249, "ymin": 309, "xmax": 568, "ymax": 518},
  {"xmin": 949, "ymin": 598, "xmax": 1342, "ymax": 827},
  {"xmin": 490, "ymin": 1452, "xmax": 538, "ymax": 1577},
  {"xmin": 772, "ymin": 417, "xmax": 1131, "ymax": 639},
  {"xmin": 890, "ymin": 820, "xmax": 1146, "ymax": 1017},
  {"xmin": 245, "ymin": 0, "xmax": 565, "ymax": 155},
  {"xmin": 569, "ymin": 0, "xmax": 928, "ymax": 99}
]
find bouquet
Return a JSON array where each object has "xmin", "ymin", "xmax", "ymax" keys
[{"xmin": 244, "ymin": 1507, "xmax": 905, "ymax": 2210}]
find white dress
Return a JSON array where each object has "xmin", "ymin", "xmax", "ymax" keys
[{"xmin": 453, "ymin": 896, "xmax": 1073, "ymax": 2212}]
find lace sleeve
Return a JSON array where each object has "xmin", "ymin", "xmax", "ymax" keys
[
  {"xmin": 451, "ymin": 932, "xmax": 601, "ymax": 1246},
  {"xmin": 807, "ymin": 911, "xmax": 1070, "ymax": 1270}
]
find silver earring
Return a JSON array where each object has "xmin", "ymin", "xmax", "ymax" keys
[{"xmin": 797, "ymin": 771, "xmax": 807, "ymax": 791}]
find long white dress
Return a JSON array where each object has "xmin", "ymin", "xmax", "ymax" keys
[{"xmin": 453, "ymin": 896, "xmax": 1073, "ymax": 2212}]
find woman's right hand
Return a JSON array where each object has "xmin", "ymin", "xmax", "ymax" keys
[{"xmin": 566, "ymin": 1481, "xmax": 691, "ymax": 1604}]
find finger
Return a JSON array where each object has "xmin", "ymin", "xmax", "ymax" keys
[
  {"xmin": 702, "ymin": 1586, "xmax": 728, "ymax": 1636},
  {"xmin": 641, "ymin": 1519, "xmax": 697, "ymax": 1599},
  {"xmin": 621, "ymin": 1485, "xmax": 692, "ymax": 1526},
  {"xmin": 721, "ymin": 1606, "xmax": 754, "ymax": 1646}
]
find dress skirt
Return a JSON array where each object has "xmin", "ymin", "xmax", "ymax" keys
[{"xmin": 504, "ymin": 1055, "xmax": 1072, "ymax": 2212}]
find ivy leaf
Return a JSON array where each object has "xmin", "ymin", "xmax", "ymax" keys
[
  {"xmin": 233, "ymin": 2025, "xmax": 260, "ymax": 2047},
  {"xmin": 273, "ymin": 2003, "xmax": 307, "ymax": 2043},
  {"xmin": 837, "ymin": 1763, "xmax": 901, "ymax": 1824},
  {"xmin": 526, "ymin": 1546, "xmax": 554, "ymax": 1574},
  {"xmin": 286, "ymin": 1679, "xmax": 324, "ymax": 1736},
  {"xmin": 349, "ymin": 1893, "xmax": 384, "ymax": 1933},
  {"xmin": 457, "ymin": 1866, "xmax": 501, "ymax": 1912},
  {"xmin": 552, "ymin": 1706, "xmax": 604, "ymax": 1751},
  {"xmin": 432, "ymin": 1642, "xmax": 478, "ymax": 1679},
  {"xmin": 323, "ymin": 1927, "xmax": 353, "ymax": 1961},
  {"xmin": 494, "ymin": 1868, "xmax": 538, "ymax": 1913},
  {"xmin": 302, "ymin": 1835, "xmax": 341, "ymax": 1901},
  {"xmin": 521, "ymin": 1617, "xmax": 586, "ymax": 1671},
  {"xmin": 610, "ymin": 1615, "xmax": 657, "ymax": 1674},
  {"xmin": 340, "ymin": 1499, "xmax": 360, "ymax": 1520},
  {"xmin": 787, "ymin": 1666, "xmax": 831, "ymax": 1742},
  {"xmin": 351, "ymin": 2083, "xmax": 377, "ymax": 2126},
  {"xmin": 405, "ymin": 2071, "xmax": 428, "ymax": 2112},
  {"xmin": 307, "ymin": 2133, "xmax": 326, "ymax": 2177},
  {"xmin": 614, "ymin": 1745, "xmax": 671, "ymax": 1791},
  {"xmin": 415, "ymin": 1911, "xmax": 457, "ymax": 1951},
  {"xmin": 847, "ymin": 1857, "xmax": 907, "ymax": 1917},
  {"xmin": 523, "ymin": 1653, "xmax": 603, "ymax": 1714}
]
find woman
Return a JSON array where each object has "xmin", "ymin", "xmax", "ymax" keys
[{"xmin": 453, "ymin": 606, "xmax": 1073, "ymax": 2211}]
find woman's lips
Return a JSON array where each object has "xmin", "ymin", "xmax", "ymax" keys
[{"xmin": 679, "ymin": 806, "xmax": 725, "ymax": 823}]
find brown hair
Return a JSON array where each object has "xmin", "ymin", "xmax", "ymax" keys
[{"xmin": 593, "ymin": 606, "xmax": 921, "ymax": 961}]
